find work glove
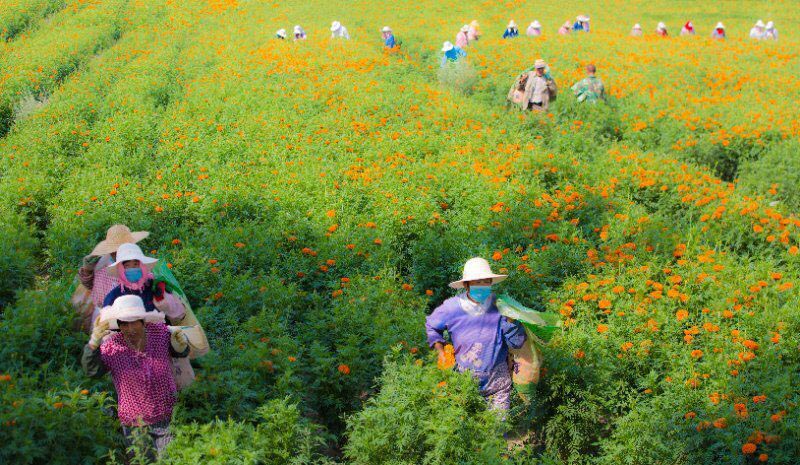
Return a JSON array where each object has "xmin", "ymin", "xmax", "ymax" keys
[
  {"xmin": 170, "ymin": 328, "xmax": 189, "ymax": 353},
  {"xmin": 89, "ymin": 317, "xmax": 111, "ymax": 350},
  {"xmin": 153, "ymin": 281, "xmax": 166, "ymax": 302}
]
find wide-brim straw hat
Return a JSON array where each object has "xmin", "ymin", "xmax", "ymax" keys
[
  {"xmin": 577, "ymin": 15, "xmax": 589, "ymax": 22},
  {"xmin": 91, "ymin": 225, "xmax": 149, "ymax": 256},
  {"xmin": 331, "ymin": 21, "xmax": 342, "ymax": 32},
  {"xmin": 755, "ymin": 20, "xmax": 765, "ymax": 28},
  {"xmin": 765, "ymin": 21, "xmax": 773, "ymax": 28},
  {"xmin": 442, "ymin": 41, "xmax": 454, "ymax": 52},
  {"xmin": 449, "ymin": 257, "xmax": 507, "ymax": 289},
  {"xmin": 100, "ymin": 295, "xmax": 165, "ymax": 330},
  {"xmin": 716, "ymin": 22, "xmax": 725, "ymax": 29},
  {"xmin": 460, "ymin": 24, "xmax": 470, "ymax": 32},
  {"xmin": 657, "ymin": 22, "xmax": 667, "ymax": 30},
  {"xmin": 633, "ymin": 23, "xmax": 642, "ymax": 29},
  {"xmin": 381, "ymin": 26, "xmax": 392, "ymax": 33},
  {"xmin": 534, "ymin": 58, "xmax": 547, "ymax": 69},
  {"xmin": 562, "ymin": 21, "xmax": 572, "ymax": 28},
  {"xmin": 276, "ymin": 29, "xmax": 287, "ymax": 38},
  {"xmin": 531, "ymin": 21, "xmax": 541, "ymax": 28},
  {"xmin": 508, "ymin": 20, "xmax": 517, "ymax": 28},
  {"xmin": 107, "ymin": 243, "xmax": 158, "ymax": 273},
  {"xmin": 294, "ymin": 25, "xmax": 302, "ymax": 33}
]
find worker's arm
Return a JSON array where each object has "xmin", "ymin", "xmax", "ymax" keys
[{"xmin": 81, "ymin": 344, "xmax": 108, "ymax": 378}]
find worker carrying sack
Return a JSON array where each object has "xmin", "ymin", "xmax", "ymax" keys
[{"xmin": 496, "ymin": 294, "xmax": 561, "ymax": 386}]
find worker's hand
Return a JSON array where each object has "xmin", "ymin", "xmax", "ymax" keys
[
  {"xmin": 89, "ymin": 317, "xmax": 111, "ymax": 350},
  {"xmin": 170, "ymin": 328, "xmax": 189, "ymax": 352},
  {"xmin": 505, "ymin": 316, "xmax": 516, "ymax": 324},
  {"xmin": 81, "ymin": 254, "xmax": 100, "ymax": 272},
  {"xmin": 153, "ymin": 281, "xmax": 167, "ymax": 302}
]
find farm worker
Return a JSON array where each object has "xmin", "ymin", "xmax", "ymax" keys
[
  {"xmin": 573, "ymin": 15, "xmax": 589, "ymax": 32},
  {"xmin": 680, "ymin": 21, "xmax": 695, "ymax": 36},
  {"xmin": 526, "ymin": 20, "xmax": 542, "ymax": 37},
  {"xmin": 571, "ymin": 63, "xmax": 605, "ymax": 103},
  {"xmin": 293, "ymin": 25, "xmax": 306, "ymax": 40},
  {"xmin": 656, "ymin": 22, "xmax": 668, "ymax": 37},
  {"xmin": 467, "ymin": 20, "xmax": 481, "ymax": 41},
  {"xmin": 82, "ymin": 295, "xmax": 189, "ymax": 462},
  {"xmin": 523, "ymin": 58, "xmax": 558, "ymax": 112},
  {"xmin": 330, "ymin": 21, "xmax": 350, "ymax": 39},
  {"xmin": 276, "ymin": 28, "xmax": 287, "ymax": 40},
  {"xmin": 426, "ymin": 258, "xmax": 526, "ymax": 412},
  {"xmin": 455, "ymin": 24, "xmax": 470, "ymax": 48},
  {"xmin": 103, "ymin": 243, "xmax": 186, "ymax": 324},
  {"xmin": 711, "ymin": 22, "xmax": 726, "ymax": 39},
  {"xmin": 749, "ymin": 20, "xmax": 765, "ymax": 39},
  {"xmin": 630, "ymin": 23, "xmax": 643, "ymax": 36},
  {"xmin": 503, "ymin": 20, "xmax": 519, "ymax": 39},
  {"xmin": 381, "ymin": 26, "xmax": 396, "ymax": 48},
  {"xmin": 558, "ymin": 21, "xmax": 571, "ymax": 35},
  {"xmin": 441, "ymin": 41, "xmax": 466, "ymax": 67},
  {"xmin": 764, "ymin": 21, "xmax": 777, "ymax": 40},
  {"xmin": 77, "ymin": 225, "xmax": 149, "ymax": 331}
]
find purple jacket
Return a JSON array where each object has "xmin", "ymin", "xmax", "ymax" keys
[{"xmin": 426, "ymin": 294, "xmax": 526, "ymax": 388}]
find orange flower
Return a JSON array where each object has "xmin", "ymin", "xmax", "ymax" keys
[
  {"xmin": 425, "ymin": 289, "xmax": 433, "ymax": 296},
  {"xmin": 758, "ymin": 454, "xmax": 768, "ymax": 462},
  {"xmin": 741, "ymin": 443, "xmax": 756, "ymax": 454},
  {"xmin": 53, "ymin": 402, "xmax": 64, "ymax": 409},
  {"xmin": 338, "ymin": 364, "xmax": 351, "ymax": 375},
  {"xmin": 234, "ymin": 242, "xmax": 246, "ymax": 248},
  {"xmin": 491, "ymin": 251, "xmax": 503, "ymax": 261},
  {"xmin": 675, "ymin": 309, "xmax": 689, "ymax": 321},
  {"xmin": 326, "ymin": 209, "xmax": 336, "ymax": 218},
  {"xmin": 596, "ymin": 324, "xmax": 609, "ymax": 334},
  {"xmin": 691, "ymin": 349, "xmax": 703, "ymax": 359},
  {"xmin": 598, "ymin": 299, "xmax": 612, "ymax": 310},
  {"xmin": 373, "ymin": 238, "xmax": 383, "ymax": 245}
]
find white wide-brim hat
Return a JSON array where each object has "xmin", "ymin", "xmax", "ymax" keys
[
  {"xmin": 107, "ymin": 242, "xmax": 158, "ymax": 273},
  {"xmin": 276, "ymin": 29, "xmax": 287, "ymax": 38},
  {"xmin": 534, "ymin": 58, "xmax": 547, "ymax": 68},
  {"xmin": 381, "ymin": 26, "xmax": 392, "ymax": 33},
  {"xmin": 755, "ymin": 20, "xmax": 765, "ymax": 28},
  {"xmin": 442, "ymin": 41, "xmax": 454, "ymax": 52},
  {"xmin": 577, "ymin": 15, "xmax": 589, "ymax": 22},
  {"xmin": 716, "ymin": 22, "xmax": 725, "ymax": 29},
  {"xmin": 657, "ymin": 22, "xmax": 666, "ymax": 29},
  {"xmin": 331, "ymin": 21, "xmax": 342, "ymax": 32},
  {"xmin": 100, "ymin": 295, "xmax": 165, "ymax": 330},
  {"xmin": 91, "ymin": 225, "xmax": 149, "ymax": 256},
  {"xmin": 563, "ymin": 21, "xmax": 572, "ymax": 28},
  {"xmin": 460, "ymin": 24, "xmax": 470, "ymax": 32},
  {"xmin": 765, "ymin": 21, "xmax": 774, "ymax": 28},
  {"xmin": 450, "ymin": 257, "xmax": 507, "ymax": 289},
  {"xmin": 294, "ymin": 25, "xmax": 302, "ymax": 33},
  {"xmin": 531, "ymin": 21, "xmax": 541, "ymax": 28},
  {"xmin": 508, "ymin": 20, "xmax": 517, "ymax": 28},
  {"xmin": 633, "ymin": 23, "xmax": 642, "ymax": 29}
]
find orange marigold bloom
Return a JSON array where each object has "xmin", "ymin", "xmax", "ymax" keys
[
  {"xmin": 491, "ymin": 251, "xmax": 503, "ymax": 261},
  {"xmin": 596, "ymin": 324, "xmax": 609, "ymax": 334},
  {"xmin": 741, "ymin": 443, "xmax": 757, "ymax": 454},
  {"xmin": 337, "ymin": 364, "xmax": 351, "ymax": 375},
  {"xmin": 691, "ymin": 349, "xmax": 703, "ymax": 359},
  {"xmin": 675, "ymin": 309, "xmax": 689, "ymax": 321},
  {"xmin": 598, "ymin": 299, "xmax": 612, "ymax": 309}
]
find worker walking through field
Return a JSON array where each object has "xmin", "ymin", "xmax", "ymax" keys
[
  {"xmin": 83, "ymin": 295, "xmax": 190, "ymax": 462},
  {"xmin": 571, "ymin": 63, "xmax": 605, "ymax": 103},
  {"xmin": 426, "ymin": 258, "xmax": 526, "ymax": 412},
  {"xmin": 522, "ymin": 59, "xmax": 558, "ymax": 112},
  {"xmin": 456, "ymin": 24, "xmax": 470, "ymax": 48},
  {"xmin": 711, "ymin": 22, "xmax": 726, "ymax": 39},
  {"xmin": 331, "ymin": 21, "xmax": 350, "ymax": 39},
  {"xmin": 381, "ymin": 26, "xmax": 396, "ymax": 48},
  {"xmin": 503, "ymin": 20, "xmax": 519, "ymax": 39},
  {"xmin": 440, "ymin": 41, "xmax": 466, "ymax": 67}
]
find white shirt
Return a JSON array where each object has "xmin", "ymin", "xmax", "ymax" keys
[
  {"xmin": 332, "ymin": 26, "xmax": 350, "ymax": 39},
  {"xmin": 530, "ymin": 75, "xmax": 548, "ymax": 104}
]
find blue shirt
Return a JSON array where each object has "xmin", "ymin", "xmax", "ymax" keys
[
  {"xmin": 441, "ymin": 47, "xmax": 466, "ymax": 67},
  {"xmin": 103, "ymin": 280, "xmax": 158, "ymax": 313},
  {"xmin": 384, "ymin": 34, "xmax": 396, "ymax": 48},
  {"xmin": 425, "ymin": 294, "xmax": 526, "ymax": 389},
  {"xmin": 503, "ymin": 28, "xmax": 519, "ymax": 39}
]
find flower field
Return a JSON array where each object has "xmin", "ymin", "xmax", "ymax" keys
[{"xmin": 1, "ymin": 0, "xmax": 799, "ymax": 463}]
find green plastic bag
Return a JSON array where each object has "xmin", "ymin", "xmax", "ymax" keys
[
  {"xmin": 496, "ymin": 294, "xmax": 561, "ymax": 344},
  {"xmin": 151, "ymin": 260, "xmax": 188, "ymax": 301}
]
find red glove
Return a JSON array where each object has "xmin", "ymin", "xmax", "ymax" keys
[{"xmin": 154, "ymin": 281, "xmax": 167, "ymax": 302}]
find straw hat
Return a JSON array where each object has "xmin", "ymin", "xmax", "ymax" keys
[
  {"xmin": 657, "ymin": 22, "xmax": 667, "ymax": 30},
  {"xmin": 100, "ymin": 295, "xmax": 165, "ymax": 330},
  {"xmin": 534, "ymin": 58, "xmax": 547, "ymax": 69},
  {"xmin": 294, "ymin": 25, "xmax": 303, "ymax": 34},
  {"xmin": 716, "ymin": 22, "xmax": 725, "ymax": 29},
  {"xmin": 381, "ymin": 26, "xmax": 392, "ymax": 33},
  {"xmin": 449, "ymin": 257, "xmax": 507, "ymax": 289},
  {"xmin": 765, "ymin": 21, "xmax": 774, "ymax": 29},
  {"xmin": 755, "ymin": 20, "xmax": 765, "ymax": 28},
  {"xmin": 633, "ymin": 23, "xmax": 642, "ymax": 30},
  {"xmin": 91, "ymin": 225, "xmax": 149, "ymax": 256},
  {"xmin": 107, "ymin": 243, "xmax": 158, "ymax": 273},
  {"xmin": 331, "ymin": 21, "xmax": 342, "ymax": 32},
  {"xmin": 442, "ymin": 41, "xmax": 454, "ymax": 52},
  {"xmin": 531, "ymin": 20, "xmax": 541, "ymax": 28},
  {"xmin": 276, "ymin": 29, "xmax": 287, "ymax": 38},
  {"xmin": 562, "ymin": 21, "xmax": 572, "ymax": 28},
  {"xmin": 508, "ymin": 20, "xmax": 517, "ymax": 28},
  {"xmin": 460, "ymin": 24, "xmax": 470, "ymax": 32},
  {"xmin": 577, "ymin": 15, "xmax": 589, "ymax": 22}
]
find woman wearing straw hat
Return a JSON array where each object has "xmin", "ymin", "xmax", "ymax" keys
[
  {"xmin": 82, "ymin": 295, "xmax": 190, "ymax": 461},
  {"xmin": 558, "ymin": 20, "xmax": 571, "ymax": 35},
  {"xmin": 630, "ymin": 23, "xmax": 643, "ymax": 37},
  {"xmin": 455, "ymin": 24, "xmax": 470, "ymax": 48},
  {"xmin": 276, "ymin": 28, "xmax": 287, "ymax": 40},
  {"xmin": 293, "ymin": 25, "xmax": 306, "ymax": 41},
  {"xmin": 656, "ymin": 22, "xmax": 669, "ymax": 37},
  {"xmin": 750, "ymin": 20, "xmax": 765, "ymax": 39},
  {"xmin": 467, "ymin": 20, "xmax": 481, "ymax": 42},
  {"xmin": 330, "ymin": 21, "xmax": 350, "ymax": 39},
  {"xmin": 573, "ymin": 15, "xmax": 590, "ymax": 32},
  {"xmin": 764, "ymin": 21, "xmax": 777, "ymax": 40},
  {"xmin": 77, "ymin": 225, "xmax": 150, "ymax": 331},
  {"xmin": 680, "ymin": 21, "xmax": 695, "ymax": 36},
  {"xmin": 526, "ymin": 20, "xmax": 542, "ymax": 37},
  {"xmin": 381, "ymin": 26, "xmax": 396, "ymax": 48},
  {"xmin": 103, "ymin": 243, "xmax": 186, "ymax": 324},
  {"xmin": 522, "ymin": 58, "xmax": 558, "ymax": 112},
  {"xmin": 503, "ymin": 20, "xmax": 519, "ymax": 39},
  {"xmin": 440, "ymin": 41, "xmax": 466, "ymax": 67},
  {"xmin": 711, "ymin": 22, "xmax": 726, "ymax": 39},
  {"xmin": 426, "ymin": 258, "xmax": 526, "ymax": 412}
]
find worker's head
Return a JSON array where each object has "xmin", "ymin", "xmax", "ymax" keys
[
  {"xmin": 586, "ymin": 64, "xmax": 596, "ymax": 75},
  {"xmin": 118, "ymin": 319, "xmax": 145, "ymax": 342}
]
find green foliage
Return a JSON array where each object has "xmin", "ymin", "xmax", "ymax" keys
[{"xmin": 0, "ymin": 209, "xmax": 38, "ymax": 309}]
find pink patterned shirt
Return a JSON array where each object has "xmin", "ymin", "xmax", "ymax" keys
[
  {"xmin": 100, "ymin": 323, "xmax": 177, "ymax": 426},
  {"xmin": 91, "ymin": 255, "xmax": 118, "ymax": 308}
]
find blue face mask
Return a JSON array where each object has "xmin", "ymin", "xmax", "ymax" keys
[
  {"xmin": 468, "ymin": 285, "xmax": 492, "ymax": 303},
  {"xmin": 124, "ymin": 267, "xmax": 143, "ymax": 283}
]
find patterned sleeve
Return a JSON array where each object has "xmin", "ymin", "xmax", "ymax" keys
[
  {"xmin": 501, "ymin": 318, "xmax": 527, "ymax": 349},
  {"xmin": 425, "ymin": 303, "xmax": 450, "ymax": 348}
]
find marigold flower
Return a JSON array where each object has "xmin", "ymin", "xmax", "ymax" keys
[
  {"xmin": 741, "ymin": 443, "xmax": 756, "ymax": 454},
  {"xmin": 338, "ymin": 364, "xmax": 351, "ymax": 375}
]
